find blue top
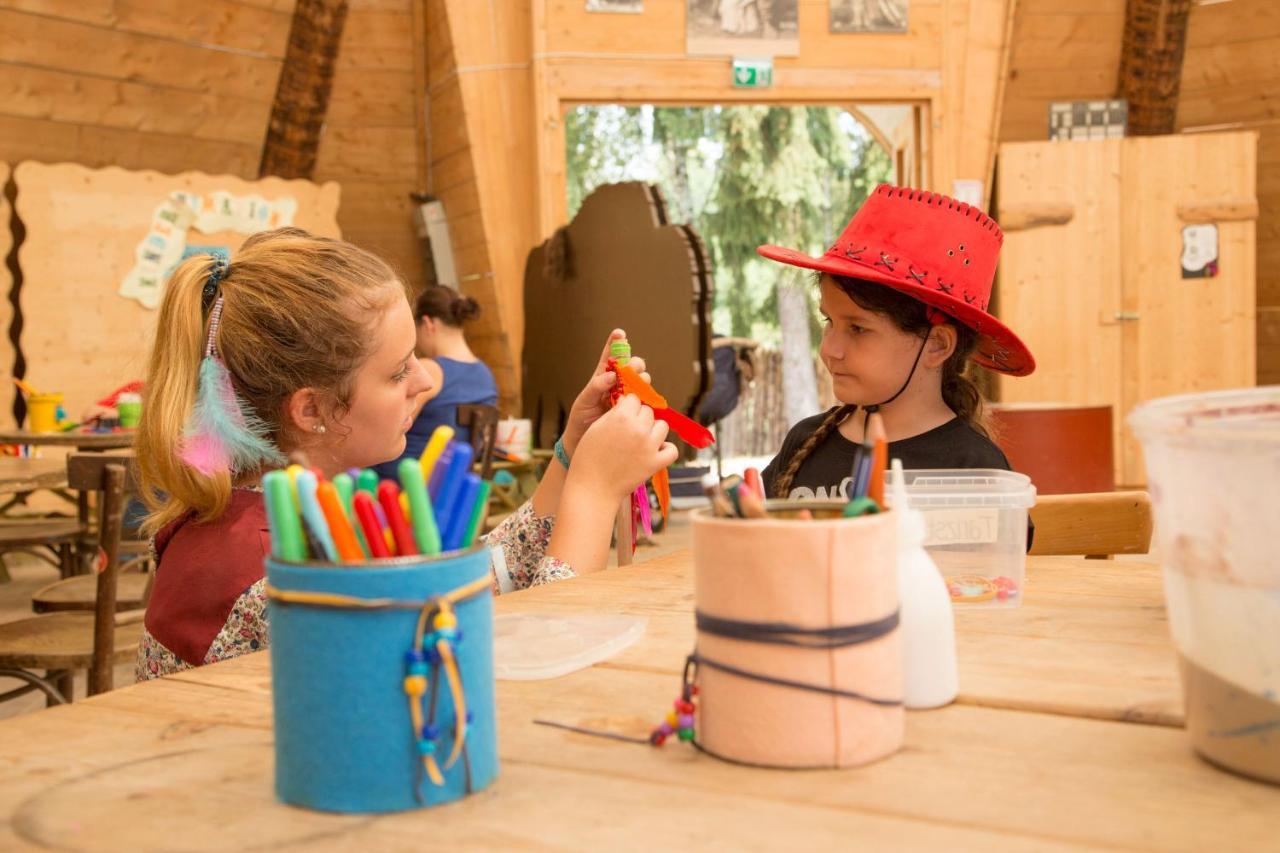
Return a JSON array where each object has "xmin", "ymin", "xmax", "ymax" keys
[{"xmin": 374, "ymin": 357, "xmax": 498, "ymax": 481}]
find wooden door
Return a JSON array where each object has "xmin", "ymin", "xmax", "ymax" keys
[
  {"xmin": 1119, "ymin": 132, "xmax": 1257, "ymax": 484},
  {"xmin": 996, "ymin": 139, "xmax": 1126, "ymax": 485},
  {"xmin": 997, "ymin": 133, "xmax": 1257, "ymax": 486}
]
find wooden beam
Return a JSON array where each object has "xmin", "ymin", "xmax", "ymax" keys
[
  {"xmin": 1117, "ymin": 0, "xmax": 1192, "ymax": 135},
  {"xmin": 260, "ymin": 0, "xmax": 349, "ymax": 180}
]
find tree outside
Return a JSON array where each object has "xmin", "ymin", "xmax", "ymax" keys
[{"xmin": 564, "ymin": 105, "xmax": 892, "ymax": 428}]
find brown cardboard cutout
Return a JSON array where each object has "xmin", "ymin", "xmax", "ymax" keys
[{"xmin": 523, "ymin": 182, "xmax": 713, "ymax": 447}]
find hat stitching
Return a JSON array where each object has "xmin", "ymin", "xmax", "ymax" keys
[
  {"xmin": 874, "ymin": 251, "xmax": 897, "ymax": 271},
  {"xmin": 905, "ymin": 266, "xmax": 928, "ymax": 285}
]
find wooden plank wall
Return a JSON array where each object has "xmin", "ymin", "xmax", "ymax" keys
[
  {"xmin": 0, "ymin": 0, "xmax": 293, "ymax": 177},
  {"xmin": 998, "ymin": 0, "xmax": 1126, "ymax": 142},
  {"xmin": 315, "ymin": 0, "xmax": 427, "ymax": 287},
  {"xmin": 1176, "ymin": 0, "xmax": 1280, "ymax": 384},
  {"xmin": 0, "ymin": 0, "xmax": 427, "ymax": 287}
]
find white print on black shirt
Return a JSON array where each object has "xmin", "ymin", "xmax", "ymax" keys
[{"xmin": 787, "ymin": 477, "xmax": 852, "ymax": 501}]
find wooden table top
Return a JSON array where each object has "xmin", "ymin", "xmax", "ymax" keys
[
  {"xmin": 0, "ymin": 429, "xmax": 134, "ymax": 450},
  {"xmin": 0, "ymin": 551, "xmax": 1275, "ymax": 850},
  {"xmin": 0, "ymin": 457, "xmax": 66, "ymax": 493}
]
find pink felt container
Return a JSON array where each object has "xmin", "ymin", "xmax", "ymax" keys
[{"xmin": 691, "ymin": 503, "xmax": 903, "ymax": 768}]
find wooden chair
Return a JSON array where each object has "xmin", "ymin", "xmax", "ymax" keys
[
  {"xmin": 1028, "ymin": 491, "xmax": 1154, "ymax": 558},
  {"xmin": 0, "ymin": 455, "xmax": 145, "ymax": 706},
  {"xmin": 456, "ymin": 403, "xmax": 500, "ymax": 480}
]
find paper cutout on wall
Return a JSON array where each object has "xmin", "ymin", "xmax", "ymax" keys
[
  {"xmin": 1180, "ymin": 224, "xmax": 1219, "ymax": 279},
  {"xmin": 119, "ymin": 191, "xmax": 298, "ymax": 308}
]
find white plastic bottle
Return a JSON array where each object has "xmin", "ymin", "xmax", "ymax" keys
[{"xmin": 891, "ymin": 459, "xmax": 958, "ymax": 709}]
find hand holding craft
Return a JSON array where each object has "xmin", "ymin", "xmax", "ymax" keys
[
  {"xmin": 562, "ymin": 328, "xmax": 650, "ymax": 456},
  {"xmin": 567, "ymin": 393, "xmax": 677, "ymax": 500}
]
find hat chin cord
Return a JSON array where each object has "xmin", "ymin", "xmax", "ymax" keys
[{"xmin": 860, "ymin": 333, "xmax": 930, "ymax": 435}]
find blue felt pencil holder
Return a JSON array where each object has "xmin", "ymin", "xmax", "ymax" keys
[{"xmin": 266, "ymin": 546, "xmax": 497, "ymax": 814}]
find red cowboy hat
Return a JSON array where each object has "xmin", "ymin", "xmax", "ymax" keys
[{"xmin": 757, "ymin": 184, "xmax": 1034, "ymax": 376}]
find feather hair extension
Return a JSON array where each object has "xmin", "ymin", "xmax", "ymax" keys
[{"xmin": 179, "ymin": 356, "xmax": 284, "ymax": 475}]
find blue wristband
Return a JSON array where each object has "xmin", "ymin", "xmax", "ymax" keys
[{"xmin": 554, "ymin": 437, "xmax": 571, "ymax": 469}]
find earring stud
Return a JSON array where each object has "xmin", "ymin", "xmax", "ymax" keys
[{"xmin": 312, "ymin": 424, "xmax": 326, "ymax": 435}]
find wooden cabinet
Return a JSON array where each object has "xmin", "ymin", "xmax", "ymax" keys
[{"xmin": 996, "ymin": 132, "xmax": 1257, "ymax": 486}]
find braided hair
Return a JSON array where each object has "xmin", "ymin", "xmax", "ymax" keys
[{"xmin": 770, "ymin": 274, "xmax": 991, "ymax": 499}]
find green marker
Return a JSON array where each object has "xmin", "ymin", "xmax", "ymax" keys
[
  {"xmin": 332, "ymin": 472, "xmax": 367, "ymax": 557},
  {"xmin": 264, "ymin": 470, "xmax": 306, "ymax": 561},
  {"xmin": 842, "ymin": 496, "xmax": 881, "ymax": 518},
  {"xmin": 357, "ymin": 468, "xmax": 379, "ymax": 497},
  {"xmin": 399, "ymin": 458, "xmax": 441, "ymax": 555},
  {"xmin": 463, "ymin": 480, "xmax": 493, "ymax": 547}
]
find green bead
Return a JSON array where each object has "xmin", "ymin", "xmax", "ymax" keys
[
  {"xmin": 407, "ymin": 661, "xmax": 429, "ymax": 676},
  {"xmin": 678, "ymin": 728, "xmax": 694, "ymax": 742}
]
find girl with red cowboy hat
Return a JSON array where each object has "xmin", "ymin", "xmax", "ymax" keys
[{"xmin": 759, "ymin": 184, "xmax": 1035, "ymax": 500}]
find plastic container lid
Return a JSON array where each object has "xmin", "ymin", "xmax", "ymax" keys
[
  {"xmin": 493, "ymin": 613, "xmax": 647, "ymax": 680},
  {"xmin": 888, "ymin": 468, "xmax": 1035, "ymax": 510}
]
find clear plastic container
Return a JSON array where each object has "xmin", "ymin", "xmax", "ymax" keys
[
  {"xmin": 492, "ymin": 613, "xmax": 646, "ymax": 680},
  {"xmin": 884, "ymin": 469, "xmax": 1036, "ymax": 608},
  {"xmin": 1130, "ymin": 386, "xmax": 1280, "ymax": 785}
]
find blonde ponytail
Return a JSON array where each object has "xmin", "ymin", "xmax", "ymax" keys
[{"xmin": 137, "ymin": 255, "xmax": 232, "ymax": 534}]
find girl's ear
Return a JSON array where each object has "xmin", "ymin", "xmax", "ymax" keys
[
  {"xmin": 922, "ymin": 324, "xmax": 958, "ymax": 370},
  {"xmin": 285, "ymin": 387, "xmax": 326, "ymax": 438}
]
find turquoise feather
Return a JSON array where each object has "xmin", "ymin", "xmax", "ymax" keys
[{"xmin": 179, "ymin": 356, "xmax": 285, "ymax": 475}]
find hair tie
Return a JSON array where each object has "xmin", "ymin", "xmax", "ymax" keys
[{"xmin": 201, "ymin": 254, "xmax": 228, "ymax": 315}]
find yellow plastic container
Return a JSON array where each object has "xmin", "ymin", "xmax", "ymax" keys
[{"xmin": 27, "ymin": 393, "xmax": 64, "ymax": 433}]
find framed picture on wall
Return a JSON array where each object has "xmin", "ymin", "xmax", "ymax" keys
[
  {"xmin": 830, "ymin": 0, "xmax": 908, "ymax": 34},
  {"xmin": 686, "ymin": 0, "xmax": 799, "ymax": 57},
  {"xmin": 587, "ymin": 0, "xmax": 643, "ymax": 11}
]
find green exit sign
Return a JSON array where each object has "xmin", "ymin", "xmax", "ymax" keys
[{"xmin": 732, "ymin": 58, "xmax": 773, "ymax": 89}]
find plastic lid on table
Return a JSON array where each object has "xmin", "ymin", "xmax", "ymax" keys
[{"xmin": 493, "ymin": 613, "xmax": 647, "ymax": 680}]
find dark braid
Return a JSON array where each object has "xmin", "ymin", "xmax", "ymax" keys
[{"xmin": 771, "ymin": 404, "xmax": 856, "ymax": 498}]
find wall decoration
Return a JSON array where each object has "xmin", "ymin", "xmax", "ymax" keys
[
  {"xmin": 1049, "ymin": 99, "xmax": 1128, "ymax": 141},
  {"xmin": 686, "ymin": 0, "xmax": 799, "ymax": 58},
  {"xmin": 587, "ymin": 0, "xmax": 643, "ymax": 11},
  {"xmin": 830, "ymin": 0, "xmax": 907, "ymax": 34},
  {"xmin": 120, "ymin": 191, "xmax": 299, "ymax": 309},
  {"xmin": 1181, "ymin": 224, "xmax": 1219, "ymax": 279}
]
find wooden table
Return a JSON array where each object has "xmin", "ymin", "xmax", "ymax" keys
[
  {"xmin": 0, "ymin": 458, "xmax": 66, "ymax": 494},
  {"xmin": 0, "ymin": 430, "xmax": 134, "ymax": 451},
  {"xmin": 0, "ymin": 553, "xmax": 1275, "ymax": 850}
]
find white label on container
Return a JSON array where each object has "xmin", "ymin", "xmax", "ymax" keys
[{"xmin": 922, "ymin": 509, "xmax": 1001, "ymax": 546}]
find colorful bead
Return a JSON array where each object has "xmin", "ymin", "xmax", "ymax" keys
[
  {"xmin": 407, "ymin": 660, "xmax": 429, "ymax": 676},
  {"xmin": 658, "ymin": 722, "xmax": 674, "ymax": 735},
  {"xmin": 421, "ymin": 724, "xmax": 440, "ymax": 740},
  {"xmin": 677, "ymin": 714, "xmax": 694, "ymax": 728},
  {"xmin": 403, "ymin": 675, "xmax": 427, "ymax": 697},
  {"xmin": 675, "ymin": 699, "xmax": 695, "ymax": 715},
  {"xmin": 404, "ymin": 649, "xmax": 426, "ymax": 665},
  {"xmin": 664, "ymin": 710, "xmax": 678, "ymax": 727},
  {"xmin": 434, "ymin": 610, "xmax": 458, "ymax": 631},
  {"xmin": 649, "ymin": 730, "xmax": 668, "ymax": 746},
  {"xmin": 677, "ymin": 728, "xmax": 694, "ymax": 742},
  {"xmin": 416, "ymin": 738, "xmax": 437, "ymax": 756}
]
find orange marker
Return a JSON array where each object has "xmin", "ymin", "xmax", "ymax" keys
[
  {"xmin": 867, "ymin": 413, "xmax": 889, "ymax": 510},
  {"xmin": 743, "ymin": 467, "xmax": 764, "ymax": 500},
  {"xmin": 317, "ymin": 482, "xmax": 364, "ymax": 561}
]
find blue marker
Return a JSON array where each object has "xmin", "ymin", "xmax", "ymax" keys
[
  {"xmin": 295, "ymin": 470, "xmax": 337, "ymax": 562},
  {"xmin": 443, "ymin": 474, "xmax": 482, "ymax": 551},
  {"xmin": 433, "ymin": 443, "xmax": 474, "ymax": 536},
  {"xmin": 428, "ymin": 443, "xmax": 455, "ymax": 500}
]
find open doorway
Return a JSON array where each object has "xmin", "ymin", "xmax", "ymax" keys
[{"xmin": 563, "ymin": 104, "xmax": 909, "ymax": 461}]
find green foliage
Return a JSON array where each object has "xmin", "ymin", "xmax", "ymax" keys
[{"xmin": 564, "ymin": 104, "xmax": 893, "ymax": 346}]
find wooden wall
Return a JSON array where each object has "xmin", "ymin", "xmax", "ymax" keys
[
  {"xmin": 1176, "ymin": 0, "xmax": 1280, "ymax": 385},
  {"xmin": 315, "ymin": 0, "xmax": 427, "ymax": 286},
  {"xmin": 998, "ymin": 0, "xmax": 1125, "ymax": 142},
  {"xmin": 0, "ymin": 0, "xmax": 426, "ymax": 288}
]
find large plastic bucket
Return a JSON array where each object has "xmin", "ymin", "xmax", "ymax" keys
[{"xmin": 1130, "ymin": 386, "xmax": 1280, "ymax": 785}]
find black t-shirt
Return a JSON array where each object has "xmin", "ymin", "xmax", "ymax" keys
[{"xmin": 762, "ymin": 410, "xmax": 1012, "ymax": 500}]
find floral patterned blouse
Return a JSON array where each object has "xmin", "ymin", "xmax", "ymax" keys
[{"xmin": 135, "ymin": 500, "xmax": 573, "ymax": 681}]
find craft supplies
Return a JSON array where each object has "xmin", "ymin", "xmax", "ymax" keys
[
  {"xmin": 266, "ymin": 546, "xmax": 496, "ymax": 812},
  {"xmin": 891, "ymin": 459, "xmax": 957, "ymax": 709},
  {"xmin": 116, "ymin": 392, "xmax": 143, "ymax": 428},
  {"xmin": 676, "ymin": 500, "xmax": 903, "ymax": 767},
  {"xmin": 419, "ymin": 425, "xmax": 454, "ymax": 479},
  {"xmin": 263, "ymin": 439, "xmax": 493, "ymax": 566},
  {"xmin": 866, "ymin": 413, "xmax": 888, "ymax": 509},
  {"xmin": 1130, "ymin": 386, "xmax": 1280, "ymax": 784},
  {"xmin": 24, "ymin": 392, "xmax": 64, "ymax": 434}
]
